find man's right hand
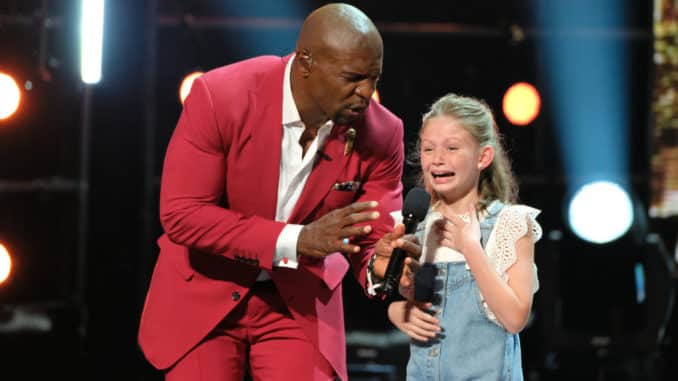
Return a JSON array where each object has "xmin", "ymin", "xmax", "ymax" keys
[{"xmin": 297, "ymin": 201, "xmax": 380, "ymax": 258}]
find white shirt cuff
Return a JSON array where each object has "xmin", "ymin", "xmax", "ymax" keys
[{"xmin": 274, "ymin": 224, "xmax": 302, "ymax": 269}]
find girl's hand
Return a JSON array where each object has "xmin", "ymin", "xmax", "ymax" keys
[
  {"xmin": 398, "ymin": 257, "xmax": 422, "ymax": 300},
  {"xmin": 435, "ymin": 204, "xmax": 481, "ymax": 255},
  {"xmin": 387, "ymin": 300, "xmax": 441, "ymax": 342}
]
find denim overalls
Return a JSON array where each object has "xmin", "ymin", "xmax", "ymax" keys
[{"xmin": 406, "ymin": 201, "xmax": 524, "ymax": 381}]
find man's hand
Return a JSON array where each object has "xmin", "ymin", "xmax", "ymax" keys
[
  {"xmin": 297, "ymin": 201, "xmax": 380, "ymax": 258},
  {"xmin": 372, "ymin": 223, "xmax": 421, "ymax": 288}
]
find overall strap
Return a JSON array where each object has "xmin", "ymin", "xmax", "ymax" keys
[{"xmin": 480, "ymin": 200, "xmax": 505, "ymax": 248}]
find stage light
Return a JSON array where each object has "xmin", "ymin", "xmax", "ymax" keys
[
  {"xmin": 80, "ymin": 0, "xmax": 105, "ymax": 84},
  {"xmin": 179, "ymin": 71, "xmax": 204, "ymax": 104},
  {"xmin": 371, "ymin": 89, "xmax": 380, "ymax": 104},
  {"xmin": 502, "ymin": 82, "xmax": 541, "ymax": 126},
  {"xmin": 567, "ymin": 180, "xmax": 634, "ymax": 244},
  {"xmin": 0, "ymin": 72, "xmax": 21, "ymax": 120},
  {"xmin": 0, "ymin": 243, "xmax": 11, "ymax": 285}
]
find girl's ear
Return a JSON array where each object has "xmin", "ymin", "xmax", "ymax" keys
[{"xmin": 477, "ymin": 145, "xmax": 494, "ymax": 171}]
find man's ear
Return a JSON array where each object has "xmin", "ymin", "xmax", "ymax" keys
[
  {"xmin": 477, "ymin": 145, "xmax": 494, "ymax": 171},
  {"xmin": 297, "ymin": 49, "xmax": 313, "ymax": 77}
]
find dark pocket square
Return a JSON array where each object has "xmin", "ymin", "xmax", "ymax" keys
[{"xmin": 332, "ymin": 181, "xmax": 361, "ymax": 192}]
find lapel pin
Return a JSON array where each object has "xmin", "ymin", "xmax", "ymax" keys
[{"xmin": 344, "ymin": 128, "xmax": 356, "ymax": 156}]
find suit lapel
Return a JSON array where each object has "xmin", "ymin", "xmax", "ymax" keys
[
  {"xmin": 238, "ymin": 57, "xmax": 288, "ymax": 220},
  {"xmin": 252, "ymin": 107, "xmax": 281, "ymax": 220}
]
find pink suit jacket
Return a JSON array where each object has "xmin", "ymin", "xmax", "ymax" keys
[{"xmin": 138, "ymin": 55, "xmax": 404, "ymax": 380}]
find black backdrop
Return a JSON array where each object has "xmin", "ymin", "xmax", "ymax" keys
[{"xmin": 0, "ymin": 1, "xmax": 673, "ymax": 380}]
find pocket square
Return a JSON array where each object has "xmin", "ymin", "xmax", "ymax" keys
[{"xmin": 332, "ymin": 181, "xmax": 361, "ymax": 192}]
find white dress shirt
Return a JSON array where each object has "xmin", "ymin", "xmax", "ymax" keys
[{"xmin": 257, "ymin": 55, "xmax": 334, "ymax": 281}]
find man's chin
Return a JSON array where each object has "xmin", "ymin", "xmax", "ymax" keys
[{"xmin": 334, "ymin": 112, "xmax": 362, "ymax": 125}]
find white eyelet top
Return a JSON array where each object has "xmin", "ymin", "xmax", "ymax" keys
[{"xmin": 417, "ymin": 202, "xmax": 543, "ymax": 325}]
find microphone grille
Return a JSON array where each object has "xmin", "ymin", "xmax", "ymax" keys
[{"xmin": 402, "ymin": 187, "xmax": 431, "ymax": 222}]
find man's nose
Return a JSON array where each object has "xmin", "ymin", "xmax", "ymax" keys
[{"xmin": 354, "ymin": 80, "xmax": 376, "ymax": 99}]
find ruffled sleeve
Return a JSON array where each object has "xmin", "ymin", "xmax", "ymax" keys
[
  {"xmin": 480, "ymin": 204, "xmax": 542, "ymax": 324},
  {"xmin": 489, "ymin": 204, "xmax": 542, "ymax": 288}
]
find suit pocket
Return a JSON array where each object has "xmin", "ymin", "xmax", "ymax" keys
[{"xmin": 157, "ymin": 235, "xmax": 194, "ymax": 281}]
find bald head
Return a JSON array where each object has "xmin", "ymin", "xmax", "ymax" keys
[
  {"xmin": 297, "ymin": 3, "xmax": 383, "ymax": 60},
  {"xmin": 292, "ymin": 3, "xmax": 384, "ymax": 128}
]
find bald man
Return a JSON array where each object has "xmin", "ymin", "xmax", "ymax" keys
[{"xmin": 138, "ymin": 3, "xmax": 404, "ymax": 381}]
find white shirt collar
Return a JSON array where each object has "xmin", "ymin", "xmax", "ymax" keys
[{"xmin": 282, "ymin": 55, "xmax": 302, "ymax": 126}]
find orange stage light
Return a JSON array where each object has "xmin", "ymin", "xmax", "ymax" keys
[
  {"xmin": 0, "ymin": 243, "xmax": 11, "ymax": 285},
  {"xmin": 371, "ymin": 89, "xmax": 380, "ymax": 103},
  {"xmin": 502, "ymin": 82, "xmax": 541, "ymax": 126},
  {"xmin": 0, "ymin": 72, "xmax": 21, "ymax": 120},
  {"xmin": 179, "ymin": 71, "xmax": 204, "ymax": 104}
]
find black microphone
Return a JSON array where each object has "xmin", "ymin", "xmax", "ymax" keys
[
  {"xmin": 382, "ymin": 187, "xmax": 430, "ymax": 297},
  {"xmin": 414, "ymin": 263, "xmax": 436, "ymax": 303}
]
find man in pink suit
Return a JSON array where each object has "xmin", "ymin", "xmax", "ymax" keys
[{"xmin": 138, "ymin": 3, "xmax": 406, "ymax": 381}]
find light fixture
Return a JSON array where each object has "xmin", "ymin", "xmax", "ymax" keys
[
  {"xmin": 179, "ymin": 71, "xmax": 204, "ymax": 104},
  {"xmin": 80, "ymin": 0, "xmax": 105, "ymax": 84},
  {"xmin": 0, "ymin": 72, "xmax": 21, "ymax": 120},
  {"xmin": 0, "ymin": 243, "xmax": 12, "ymax": 285},
  {"xmin": 502, "ymin": 82, "xmax": 541, "ymax": 126},
  {"xmin": 567, "ymin": 180, "xmax": 634, "ymax": 244},
  {"xmin": 371, "ymin": 89, "xmax": 380, "ymax": 104}
]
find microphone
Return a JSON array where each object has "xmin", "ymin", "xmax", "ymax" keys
[
  {"xmin": 414, "ymin": 263, "xmax": 436, "ymax": 303},
  {"xmin": 382, "ymin": 187, "xmax": 430, "ymax": 297}
]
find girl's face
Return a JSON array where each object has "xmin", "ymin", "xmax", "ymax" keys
[{"xmin": 419, "ymin": 115, "xmax": 492, "ymax": 202}]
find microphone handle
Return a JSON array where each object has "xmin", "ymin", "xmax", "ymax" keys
[
  {"xmin": 382, "ymin": 248, "xmax": 406, "ymax": 296},
  {"xmin": 382, "ymin": 215, "xmax": 418, "ymax": 297}
]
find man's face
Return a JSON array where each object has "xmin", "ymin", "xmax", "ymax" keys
[{"xmin": 306, "ymin": 46, "xmax": 382, "ymax": 125}]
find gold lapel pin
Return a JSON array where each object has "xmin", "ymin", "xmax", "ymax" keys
[{"xmin": 344, "ymin": 128, "xmax": 356, "ymax": 156}]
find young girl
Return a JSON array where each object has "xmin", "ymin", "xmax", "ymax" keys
[{"xmin": 388, "ymin": 93, "xmax": 542, "ymax": 380}]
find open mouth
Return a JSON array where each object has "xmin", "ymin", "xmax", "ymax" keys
[{"xmin": 431, "ymin": 171, "xmax": 454, "ymax": 179}]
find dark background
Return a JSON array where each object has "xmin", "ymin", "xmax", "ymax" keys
[{"xmin": 0, "ymin": 0, "xmax": 675, "ymax": 380}]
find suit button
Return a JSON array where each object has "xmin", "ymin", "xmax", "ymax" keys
[{"xmin": 231, "ymin": 291, "xmax": 240, "ymax": 301}]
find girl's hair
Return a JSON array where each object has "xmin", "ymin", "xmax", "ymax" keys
[{"xmin": 412, "ymin": 93, "xmax": 518, "ymax": 207}]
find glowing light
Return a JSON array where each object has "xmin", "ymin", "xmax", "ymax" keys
[
  {"xmin": 0, "ymin": 243, "xmax": 11, "ymax": 285},
  {"xmin": 179, "ymin": 71, "xmax": 204, "ymax": 104},
  {"xmin": 0, "ymin": 72, "xmax": 21, "ymax": 120},
  {"xmin": 502, "ymin": 82, "xmax": 541, "ymax": 126},
  {"xmin": 80, "ymin": 0, "xmax": 105, "ymax": 84},
  {"xmin": 371, "ymin": 89, "xmax": 380, "ymax": 103},
  {"xmin": 568, "ymin": 181, "xmax": 634, "ymax": 244}
]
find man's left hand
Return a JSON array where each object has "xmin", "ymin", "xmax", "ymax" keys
[{"xmin": 372, "ymin": 223, "xmax": 421, "ymax": 286}]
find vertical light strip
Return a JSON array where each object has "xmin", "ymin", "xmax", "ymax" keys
[{"xmin": 80, "ymin": 0, "xmax": 105, "ymax": 84}]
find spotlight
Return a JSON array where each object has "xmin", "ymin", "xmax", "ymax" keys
[
  {"xmin": 179, "ymin": 71, "xmax": 204, "ymax": 104},
  {"xmin": 0, "ymin": 72, "xmax": 21, "ymax": 120},
  {"xmin": 0, "ymin": 243, "xmax": 11, "ymax": 285},
  {"xmin": 80, "ymin": 0, "xmax": 105, "ymax": 84},
  {"xmin": 502, "ymin": 82, "xmax": 541, "ymax": 126},
  {"xmin": 567, "ymin": 180, "xmax": 634, "ymax": 244}
]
